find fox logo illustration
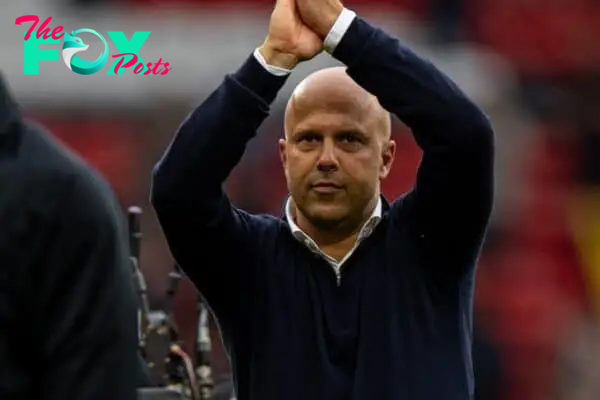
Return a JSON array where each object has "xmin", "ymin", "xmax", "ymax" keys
[
  {"xmin": 61, "ymin": 29, "xmax": 109, "ymax": 75},
  {"xmin": 62, "ymin": 31, "xmax": 88, "ymax": 70}
]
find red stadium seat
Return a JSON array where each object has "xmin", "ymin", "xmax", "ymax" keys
[
  {"xmin": 466, "ymin": 0, "xmax": 600, "ymax": 75},
  {"xmin": 25, "ymin": 113, "xmax": 143, "ymax": 202}
]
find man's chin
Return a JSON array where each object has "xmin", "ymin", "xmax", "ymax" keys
[{"xmin": 305, "ymin": 205, "xmax": 348, "ymax": 230}]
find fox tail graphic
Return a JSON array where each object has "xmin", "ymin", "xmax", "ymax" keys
[{"xmin": 69, "ymin": 29, "xmax": 109, "ymax": 75}]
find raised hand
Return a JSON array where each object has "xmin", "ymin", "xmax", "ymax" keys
[
  {"xmin": 258, "ymin": 0, "xmax": 323, "ymax": 70},
  {"xmin": 295, "ymin": 0, "xmax": 344, "ymax": 38}
]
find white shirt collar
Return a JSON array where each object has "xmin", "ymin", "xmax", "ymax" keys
[{"xmin": 285, "ymin": 196, "xmax": 382, "ymax": 266}]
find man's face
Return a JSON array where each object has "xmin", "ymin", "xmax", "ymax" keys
[{"xmin": 279, "ymin": 79, "xmax": 395, "ymax": 230}]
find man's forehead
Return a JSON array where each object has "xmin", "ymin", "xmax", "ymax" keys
[
  {"xmin": 290, "ymin": 68, "xmax": 372, "ymax": 105},
  {"xmin": 284, "ymin": 67, "xmax": 391, "ymax": 138},
  {"xmin": 290, "ymin": 92, "xmax": 372, "ymax": 116},
  {"xmin": 285, "ymin": 94, "xmax": 389, "ymax": 138},
  {"xmin": 291, "ymin": 110, "xmax": 367, "ymax": 132},
  {"xmin": 285, "ymin": 97, "xmax": 376, "ymax": 135},
  {"xmin": 287, "ymin": 83, "xmax": 375, "ymax": 124}
]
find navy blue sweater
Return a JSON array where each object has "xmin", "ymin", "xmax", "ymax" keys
[{"xmin": 151, "ymin": 16, "xmax": 494, "ymax": 400}]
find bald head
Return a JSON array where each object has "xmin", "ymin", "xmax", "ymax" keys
[
  {"xmin": 284, "ymin": 67, "xmax": 391, "ymax": 140},
  {"xmin": 277, "ymin": 67, "xmax": 396, "ymax": 238}
]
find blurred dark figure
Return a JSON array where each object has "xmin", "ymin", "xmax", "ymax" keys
[
  {"xmin": 0, "ymin": 74, "xmax": 141, "ymax": 399},
  {"xmin": 473, "ymin": 323, "xmax": 503, "ymax": 400}
]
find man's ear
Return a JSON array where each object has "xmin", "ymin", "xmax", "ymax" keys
[
  {"xmin": 379, "ymin": 140, "xmax": 396, "ymax": 179},
  {"xmin": 278, "ymin": 138, "xmax": 287, "ymax": 168}
]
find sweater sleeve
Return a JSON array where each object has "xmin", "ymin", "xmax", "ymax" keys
[
  {"xmin": 150, "ymin": 55, "xmax": 288, "ymax": 320},
  {"xmin": 332, "ymin": 16, "xmax": 494, "ymax": 277}
]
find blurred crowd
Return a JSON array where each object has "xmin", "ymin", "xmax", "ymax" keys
[{"xmin": 15, "ymin": 0, "xmax": 600, "ymax": 399}]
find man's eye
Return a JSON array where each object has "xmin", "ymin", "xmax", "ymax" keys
[
  {"xmin": 340, "ymin": 134, "xmax": 359, "ymax": 142},
  {"xmin": 299, "ymin": 135, "xmax": 319, "ymax": 142}
]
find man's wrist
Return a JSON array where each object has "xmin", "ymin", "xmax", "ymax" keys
[
  {"xmin": 329, "ymin": 16, "xmax": 375, "ymax": 67},
  {"xmin": 323, "ymin": 8, "xmax": 357, "ymax": 54},
  {"xmin": 232, "ymin": 53, "xmax": 289, "ymax": 106},
  {"xmin": 256, "ymin": 45, "xmax": 298, "ymax": 72}
]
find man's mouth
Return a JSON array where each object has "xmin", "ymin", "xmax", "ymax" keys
[{"xmin": 311, "ymin": 182, "xmax": 342, "ymax": 193}]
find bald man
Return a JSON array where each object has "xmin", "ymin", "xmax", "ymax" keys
[{"xmin": 151, "ymin": 0, "xmax": 494, "ymax": 399}]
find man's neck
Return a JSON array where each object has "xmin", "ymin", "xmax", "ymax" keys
[
  {"xmin": 292, "ymin": 196, "xmax": 379, "ymax": 261},
  {"xmin": 296, "ymin": 216, "xmax": 360, "ymax": 262},
  {"xmin": 295, "ymin": 212, "xmax": 361, "ymax": 247}
]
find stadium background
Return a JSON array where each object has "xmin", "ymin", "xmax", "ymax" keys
[{"xmin": 3, "ymin": 0, "xmax": 600, "ymax": 398}]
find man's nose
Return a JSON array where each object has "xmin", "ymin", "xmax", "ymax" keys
[{"xmin": 316, "ymin": 139, "xmax": 339, "ymax": 172}]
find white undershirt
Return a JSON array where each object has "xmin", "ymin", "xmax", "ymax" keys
[{"xmin": 285, "ymin": 197, "xmax": 382, "ymax": 284}]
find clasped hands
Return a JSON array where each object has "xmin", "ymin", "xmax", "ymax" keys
[{"xmin": 258, "ymin": 0, "xmax": 345, "ymax": 70}]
